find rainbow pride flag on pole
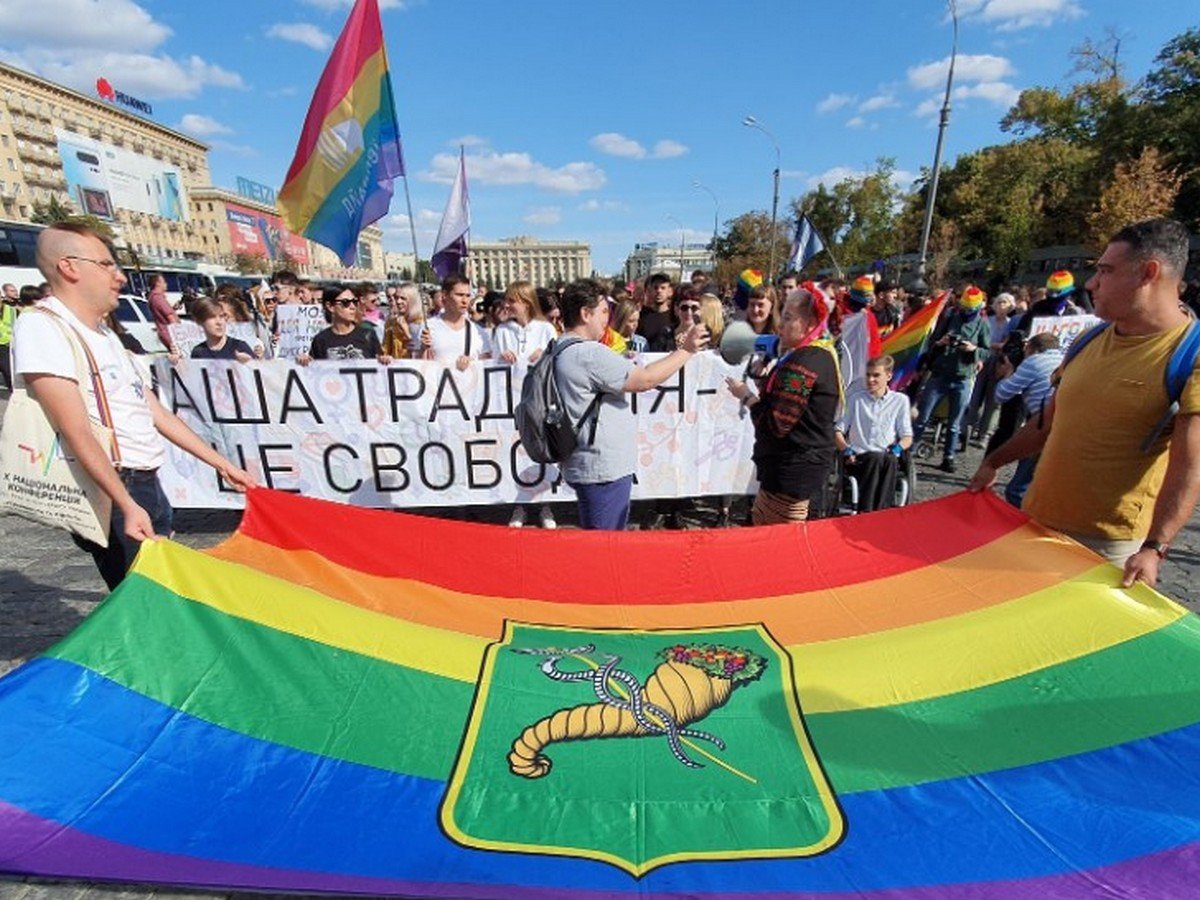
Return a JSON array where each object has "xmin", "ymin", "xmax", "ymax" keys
[
  {"xmin": 3, "ymin": 489, "xmax": 1200, "ymax": 896},
  {"xmin": 881, "ymin": 289, "xmax": 949, "ymax": 389},
  {"xmin": 277, "ymin": 0, "xmax": 403, "ymax": 265}
]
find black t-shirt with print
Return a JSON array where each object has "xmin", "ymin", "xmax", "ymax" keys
[
  {"xmin": 309, "ymin": 326, "xmax": 381, "ymax": 360},
  {"xmin": 191, "ymin": 338, "xmax": 254, "ymax": 360}
]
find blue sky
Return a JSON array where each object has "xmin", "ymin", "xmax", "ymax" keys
[{"xmin": 0, "ymin": 0, "xmax": 1196, "ymax": 274}]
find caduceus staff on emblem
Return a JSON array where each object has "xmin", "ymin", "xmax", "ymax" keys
[{"xmin": 507, "ymin": 643, "xmax": 767, "ymax": 779}]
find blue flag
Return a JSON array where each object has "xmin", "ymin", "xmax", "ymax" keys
[{"xmin": 786, "ymin": 215, "xmax": 825, "ymax": 272}]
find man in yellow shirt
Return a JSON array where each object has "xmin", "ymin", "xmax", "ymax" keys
[{"xmin": 969, "ymin": 218, "xmax": 1200, "ymax": 589}]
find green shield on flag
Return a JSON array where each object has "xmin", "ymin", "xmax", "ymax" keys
[{"xmin": 441, "ymin": 622, "xmax": 843, "ymax": 876}]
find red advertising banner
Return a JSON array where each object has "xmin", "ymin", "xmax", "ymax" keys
[{"xmin": 226, "ymin": 202, "xmax": 310, "ymax": 265}]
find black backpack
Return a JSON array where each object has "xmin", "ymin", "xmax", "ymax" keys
[{"xmin": 515, "ymin": 337, "xmax": 602, "ymax": 464}]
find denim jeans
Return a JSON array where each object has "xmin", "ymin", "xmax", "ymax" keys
[
  {"xmin": 73, "ymin": 468, "xmax": 173, "ymax": 590},
  {"xmin": 572, "ymin": 474, "xmax": 634, "ymax": 530},
  {"xmin": 1004, "ymin": 454, "xmax": 1039, "ymax": 509},
  {"xmin": 913, "ymin": 373, "xmax": 974, "ymax": 460}
]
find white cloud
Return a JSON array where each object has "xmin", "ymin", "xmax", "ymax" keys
[
  {"xmin": 579, "ymin": 199, "xmax": 628, "ymax": 212},
  {"xmin": 8, "ymin": 49, "xmax": 246, "ymax": 99},
  {"xmin": 954, "ymin": 80, "xmax": 1021, "ymax": 106},
  {"xmin": 816, "ymin": 92, "xmax": 856, "ymax": 114},
  {"xmin": 781, "ymin": 169, "xmax": 809, "ymax": 181},
  {"xmin": 176, "ymin": 113, "xmax": 232, "ymax": 137},
  {"xmin": 914, "ymin": 97, "xmax": 941, "ymax": 119},
  {"xmin": 859, "ymin": 93, "xmax": 899, "ymax": 113},
  {"xmin": 0, "ymin": 0, "xmax": 244, "ymax": 101},
  {"xmin": 423, "ymin": 150, "xmax": 606, "ymax": 194},
  {"xmin": 523, "ymin": 206, "xmax": 562, "ymax": 226},
  {"xmin": 845, "ymin": 116, "xmax": 867, "ymax": 129},
  {"xmin": 807, "ymin": 166, "xmax": 865, "ymax": 190},
  {"xmin": 962, "ymin": 0, "xmax": 1084, "ymax": 31},
  {"xmin": 448, "ymin": 134, "xmax": 488, "ymax": 148},
  {"xmin": 266, "ymin": 22, "xmax": 332, "ymax": 52},
  {"xmin": 0, "ymin": 0, "xmax": 170, "ymax": 52},
  {"xmin": 907, "ymin": 53, "xmax": 1015, "ymax": 90},
  {"xmin": 590, "ymin": 132, "xmax": 646, "ymax": 159},
  {"xmin": 652, "ymin": 139, "xmax": 688, "ymax": 159},
  {"xmin": 647, "ymin": 227, "xmax": 711, "ymax": 245},
  {"xmin": 806, "ymin": 166, "xmax": 916, "ymax": 191},
  {"xmin": 381, "ymin": 208, "xmax": 441, "ymax": 248},
  {"xmin": 208, "ymin": 140, "xmax": 257, "ymax": 158}
]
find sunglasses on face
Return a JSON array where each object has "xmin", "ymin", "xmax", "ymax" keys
[
  {"xmin": 678, "ymin": 303, "xmax": 700, "ymax": 312},
  {"xmin": 332, "ymin": 298, "xmax": 359, "ymax": 307}
]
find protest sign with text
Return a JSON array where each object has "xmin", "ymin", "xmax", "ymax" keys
[
  {"xmin": 1029, "ymin": 314, "xmax": 1103, "ymax": 349},
  {"xmin": 155, "ymin": 354, "xmax": 758, "ymax": 509},
  {"xmin": 275, "ymin": 304, "xmax": 328, "ymax": 359},
  {"xmin": 168, "ymin": 321, "xmax": 261, "ymax": 358}
]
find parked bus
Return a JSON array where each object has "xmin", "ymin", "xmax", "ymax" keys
[{"xmin": 0, "ymin": 220, "xmax": 45, "ymax": 290}]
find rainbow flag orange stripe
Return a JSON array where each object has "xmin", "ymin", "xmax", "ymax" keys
[
  {"xmin": 277, "ymin": 0, "xmax": 403, "ymax": 265},
  {"xmin": 2, "ymin": 489, "xmax": 1199, "ymax": 896}
]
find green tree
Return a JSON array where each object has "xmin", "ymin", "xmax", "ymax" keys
[
  {"xmin": 30, "ymin": 196, "xmax": 115, "ymax": 242},
  {"xmin": 233, "ymin": 252, "xmax": 269, "ymax": 275},
  {"xmin": 1138, "ymin": 27, "xmax": 1200, "ymax": 227},
  {"xmin": 712, "ymin": 211, "xmax": 789, "ymax": 286},
  {"xmin": 790, "ymin": 158, "xmax": 904, "ymax": 273}
]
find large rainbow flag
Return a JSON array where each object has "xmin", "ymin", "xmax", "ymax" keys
[
  {"xmin": 881, "ymin": 291, "xmax": 949, "ymax": 390},
  {"xmin": 277, "ymin": 0, "xmax": 403, "ymax": 265},
  {"xmin": 3, "ymin": 489, "xmax": 1200, "ymax": 896}
]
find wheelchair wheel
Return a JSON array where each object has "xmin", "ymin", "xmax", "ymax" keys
[{"xmin": 913, "ymin": 441, "xmax": 935, "ymax": 461}]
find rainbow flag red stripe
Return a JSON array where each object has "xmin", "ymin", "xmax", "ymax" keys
[
  {"xmin": 277, "ymin": 0, "xmax": 403, "ymax": 265},
  {"xmin": 2, "ymin": 488, "xmax": 1200, "ymax": 896},
  {"xmin": 881, "ymin": 290, "xmax": 948, "ymax": 389}
]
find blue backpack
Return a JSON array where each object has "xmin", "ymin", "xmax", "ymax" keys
[{"xmin": 1062, "ymin": 319, "xmax": 1200, "ymax": 452}]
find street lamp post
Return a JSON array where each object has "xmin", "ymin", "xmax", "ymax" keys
[
  {"xmin": 666, "ymin": 214, "xmax": 687, "ymax": 282},
  {"xmin": 743, "ymin": 115, "xmax": 781, "ymax": 281},
  {"xmin": 913, "ymin": 0, "xmax": 959, "ymax": 293},
  {"xmin": 692, "ymin": 180, "xmax": 719, "ymax": 256}
]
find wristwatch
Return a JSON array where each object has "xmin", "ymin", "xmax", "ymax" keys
[{"xmin": 1140, "ymin": 539, "xmax": 1170, "ymax": 559}]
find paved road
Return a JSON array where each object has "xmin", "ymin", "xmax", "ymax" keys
[{"xmin": 1, "ymin": 435, "xmax": 1196, "ymax": 898}]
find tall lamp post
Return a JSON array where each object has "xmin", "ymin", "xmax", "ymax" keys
[
  {"xmin": 692, "ymin": 180, "xmax": 719, "ymax": 255},
  {"xmin": 912, "ymin": 0, "xmax": 959, "ymax": 294},
  {"xmin": 742, "ymin": 115, "xmax": 781, "ymax": 281},
  {"xmin": 666, "ymin": 214, "xmax": 687, "ymax": 282}
]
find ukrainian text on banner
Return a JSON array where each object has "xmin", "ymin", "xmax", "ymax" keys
[{"xmin": 154, "ymin": 354, "xmax": 757, "ymax": 508}]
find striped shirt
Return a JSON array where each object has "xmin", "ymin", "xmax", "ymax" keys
[{"xmin": 994, "ymin": 348, "xmax": 1064, "ymax": 415}]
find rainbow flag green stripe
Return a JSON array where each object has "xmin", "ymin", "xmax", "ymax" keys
[{"xmin": 44, "ymin": 569, "xmax": 1200, "ymax": 796}]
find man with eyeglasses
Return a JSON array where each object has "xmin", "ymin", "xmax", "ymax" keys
[
  {"xmin": 272, "ymin": 270, "xmax": 299, "ymax": 305},
  {"xmin": 10, "ymin": 222, "xmax": 256, "ymax": 590}
]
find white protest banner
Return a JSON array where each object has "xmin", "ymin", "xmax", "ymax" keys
[
  {"xmin": 275, "ymin": 304, "xmax": 328, "ymax": 359},
  {"xmin": 168, "ymin": 321, "xmax": 260, "ymax": 358},
  {"xmin": 1029, "ymin": 314, "xmax": 1102, "ymax": 350},
  {"xmin": 154, "ymin": 354, "xmax": 758, "ymax": 509}
]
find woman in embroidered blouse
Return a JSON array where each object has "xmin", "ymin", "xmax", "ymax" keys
[{"xmin": 727, "ymin": 286, "xmax": 841, "ymax": 525}]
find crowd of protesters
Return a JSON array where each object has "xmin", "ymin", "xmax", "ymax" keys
[{"xmin": 4, "ymin": 218, "xmax": 1200, "ymax": 591}]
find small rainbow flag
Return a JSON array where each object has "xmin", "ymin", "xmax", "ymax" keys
[
  {"xmin": 277, "ymin": 0, "xmax": 404, "ymax": 265},
  {"xmin": 881, "ymin": 290, "xmax": 949, "ymax": 389},
  {"xmin": 2, "ymin": 489, "xmax": 1200, "ymax": 896},
  {"xmin": 734, "ymin": 268, "xmax": 764, "ymax": 310}
]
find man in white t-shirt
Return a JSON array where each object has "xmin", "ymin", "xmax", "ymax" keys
[
  {"xmin": 413, "ymin": 274, "xmax": 490, "ymax": 370},
  {"xmin": 11, "ymin": 222, "xmax": 255, "ymax": 589}
]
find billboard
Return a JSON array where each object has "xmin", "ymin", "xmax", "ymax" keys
[
  {"xmin": 225, "ymin": 202, "xmax": 310, "ymax": 266},
  {"xmin": 55, "ymin": 128, "xmax": 187, "ymax": 222}
]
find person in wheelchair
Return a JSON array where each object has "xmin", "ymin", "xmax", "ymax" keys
[{"xmin": 835, "ymin": 355, "xmax": 913, "ymax": 512}]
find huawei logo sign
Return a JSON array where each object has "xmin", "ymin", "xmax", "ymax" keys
[{"xmin": 96, "ymin": 78, "xmax": 116, "ymax": 102}]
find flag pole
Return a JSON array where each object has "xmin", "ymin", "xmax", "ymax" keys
[
  {"xmin": 399, "ymin": 173, "xmax": 427, "ymax": 326},
  {"xmin": 807, "ymin": 215, "xmax": 844, "ymax": 280}
]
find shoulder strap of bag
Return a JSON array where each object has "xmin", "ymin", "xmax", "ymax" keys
[
  {"xmin": 1061, "ymin": 321, "xmax": 1110, "ymax": 368},
  {"xmin": 1141, "ymin": 319, "xmax": 1200, "ymax": 453},
  {"xmin": 549, "ymin": 336, "xmax": 604, "ymax": 441},
  {"xmin": 31, "ymin": 307, "xmax": 122, "ymax": 464}
]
